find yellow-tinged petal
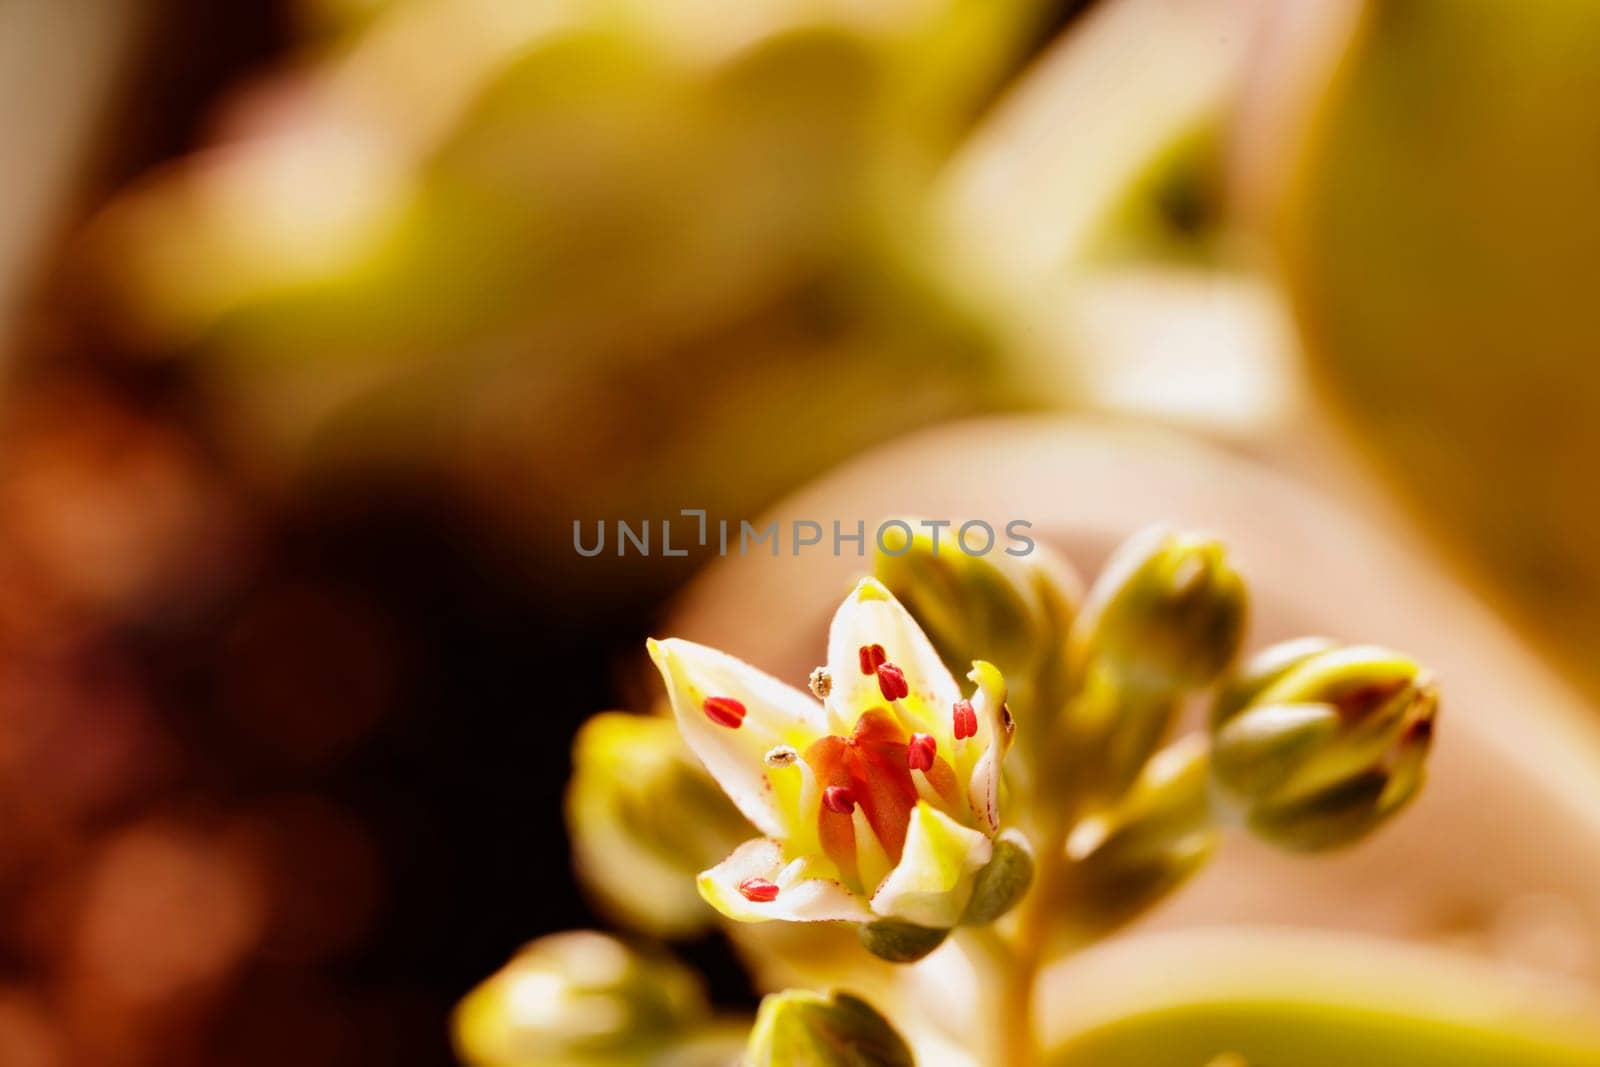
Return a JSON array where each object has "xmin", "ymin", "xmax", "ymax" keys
[
  {"xmin": 698, "ymin": 838, "xmax": 875, "ymax": 925},
  {"xmin": 826, "ymin": 577, "xmax": 963, "ymax": 743},
  {"xmin": 648, "ymin": 637, "xmax": 826, "ymax": 838},
  {"xmin": 964, "ymin": 660, "xmax": 1013, "ymax": 834},
  {"xmin": 870, "ymin": 801, "xmax": 993, "ymax": 928}
]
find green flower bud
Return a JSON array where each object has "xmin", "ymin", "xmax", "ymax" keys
[
  {"xmin": 743, "ymin": 990, "xmax": 914, "ymax": 1067},
  {"xmin": 1057, "ymin": 735, "xmax": 1218, "ymax": 937},
  {"xmin": 1070, "ymin": 525, "xmax": 1247, "ymax": 697},
  {"xmin": 566, "ymin": 713, "xmax": 750, "ymax": 937},
  {"xmin": 858, "ymin": 919, "xmax": 949, "ymax": 963},
  {"xmin": 1060, "ymin": 666, "xmax": 1182, "ymax": 804},
  {"xmin": 453, "ymin": 932, "xmax": 708, "ymax": 1067},
  {"xmin": 1209, "ymin": 642, "xmax": 1439, "ymax": 851},
  {"xmin": 874, "ymin": 517, "xmax": 1080, "ymax": 716},
  {"xmin": 961, "ymin": 830, "xmax": 1034, "ymax": 925}
]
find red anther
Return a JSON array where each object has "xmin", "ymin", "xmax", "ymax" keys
[
  {"xmin": 952, "ymin": 699, "xmax": 978, "ymax": 740},
  {"xmin": 823, "ymin": 785, "xmax": 858, "ymax": 814},
  {"xmin": 907, "ymin": 732, "xmax": 937, "ymax": 772},
  {"xmin": 737, "ymin": 878, "xmax": 780, "ymax": 902},
  {"xmin": 702, "ymin": 696, "xmax": 747, "ymax": 729},
  {"xmin": 859, "ymin": 643, "xmax": 888, "ymax": 675},
  {"xmin": 876, "ymin": 662, "xmax": 909, "ymax": 701}
]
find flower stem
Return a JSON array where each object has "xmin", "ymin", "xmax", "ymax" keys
[
  {"xmin": 962, "ymin": 796, "xmax": 1076, "ymax": 1067},
  {"xmin": 959, "ymin": 926, "xmax": 1037, "ymax": 1067}
]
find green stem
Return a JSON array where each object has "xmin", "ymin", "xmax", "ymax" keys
[
  {"xmin": 962, "ymin": 794, "xmax": 1077, "ymax": 1067},
  {"xmin": 959, "ymin": 926, "xmax": 1037, "ymax": 1067},
  {"xmin": 972, "ymin": 656, "xmax": 1087, "ymax": 1067}
]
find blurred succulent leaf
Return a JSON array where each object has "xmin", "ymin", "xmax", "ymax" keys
[
  {"xmin": 946, "ymin": 0, "xmax": 1263, "ymax": 275},
  {"xmin": 1250, "ymin": 0, "xmax": 1600, "ymax": 711},
  {"xmin": 453, "ymin": 931, "xmax": 709, "ymax": 1067},
  {"xmin": 95, "ymin": 0, "xmax": 1060, "ymax": 611},
  {"xmin": 566, "ymin": 712, "xmax": 750, "ymax": 937},
  {"xmin": 942, "ymin": 0, "xmax": 1284, "ymax": 435},
  {"xmin": 1043, "ymin": 929, "xmax": 1600, "ymax": 1066},
  {"xmin": 744, "ymin": 989, "xmax": 914, "ymax": 1067}
]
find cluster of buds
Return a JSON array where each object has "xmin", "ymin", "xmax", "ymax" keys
[{"xmin": 507, "ymin": 520, "xmax": 1442, "ymax": 1067}]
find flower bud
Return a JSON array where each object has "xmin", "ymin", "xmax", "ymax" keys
[
  {"xmin": 1070, "ymin": 525, "xmax": 1247, "ymax": 696},
  {"xmin": 743, "ymin": 990, "xmax": 914, "ymax": 1067},
  {"xmin": 1059, "ymin": 666, "xmax": 1181, "ymax": 804},
  {"xmin": 453, "ymin": 932, "xmax": 707, "ymax": 1067},
  {"xmin": 566, "ymin": 712, "xmax": 751, "ymax": 937},
  {"xmin": 1057, "ymin": 735, "xmax": 1217, "ymax": 936},
  {"xmin": 874, "ymin": 519, "xmax": 1080, "ymax": 697},
  {"xmin": 1210, "ymin": 642, "xmax": 1439, "ymax": 851}
]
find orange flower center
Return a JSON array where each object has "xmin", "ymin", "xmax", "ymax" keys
[{"xmin": 804, "ymin": 708, "xmax": 957, "ymax": 890}]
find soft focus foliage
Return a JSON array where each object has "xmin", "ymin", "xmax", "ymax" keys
[
  {"xmin": 95, "ymin": 0, "xmax": 1064, "ymax": 602},
  {"xmin": 1255, "ymin": 0, "xmax": 1600, "ymax": 706}
]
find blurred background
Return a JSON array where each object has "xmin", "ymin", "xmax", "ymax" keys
[{"xmin": 5, "ymin": 0, "xmax": 1600, "ymax": 1063}]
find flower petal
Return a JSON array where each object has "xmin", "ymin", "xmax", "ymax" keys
[
  {"xmin": 964, "ymin": 661, "xmax": 1013, "ymax": 834},
  {"xmin": 826, "ymin": 578, "xmax": 962, "ymax": 742},
  {"xmin": 698, "ymin": 838, "xmax": 874, "ymax": 924},
  {"xmin": 648, "ymin": 637, "xmax": 827, "ymax": 837},
  {"xmin": 870, "ymin": 802, "xmax": 993, "ymax": 929}
]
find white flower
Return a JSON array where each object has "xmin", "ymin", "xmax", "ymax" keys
[{"xmin": 646, "ymin": 578, "xmax": 1014, "ymax": 928}]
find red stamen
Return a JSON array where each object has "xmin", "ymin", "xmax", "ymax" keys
[
  {"xmin": 858, "ymin": 643, "xmax": 888, "ymax": 675},
  {"xmin": 876, "ymin": 662, "xmax": 909, "ymax": 701},
  {"xmin": 737, "ymin": 878, "xmax": 779, "ymax": 902},
  {"xmin": 823, "ymin": 785, "xmax": 858, "ymax": 814},
  {"xmin": 907, "ymin": 732, "xmax": 937, "ymax": 772},
  {"xmin": 953, "ymin": 699, "xmax": 978, "ymax": 740},
  {"xmin": 702, "ymin": 696, "xmax": 747, "ymax": 729}
]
